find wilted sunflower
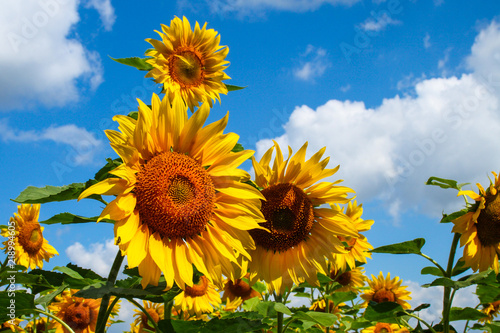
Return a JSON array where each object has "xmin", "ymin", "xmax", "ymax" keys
[
  {"xmin": 145, "ymin": 16, "xmax": 230, "ymax": 111},
  {"xmin": 222, "ymin": 273, "xmax": 262, "ymax": 310},
  {"xmin": 479, "ymin": 300, "xmax": 500, "ymax": 323},
  {"xmin": 330, "ymin": 266, "xmax": 366, "ymax": 293},
  {"xmin": 362, "ymin": 323, "xmax": 403, "ymax": 333},
  {"xmin": 361, "ymin": 272, "xmax": 411, "ymax": 309},
  {"xmin": 452, "ymin": 171, "xmax": 500, "ymax": 272},
  {"xmin": 331, "ymin": 200, "xmax": 374, "ymax": 271},
  {"xmin": 248, "ymin": 141, "xmax": 357, "ymax": 294},
  {"xmin": 79, "ymin": 94, "xmax": 265, "ymax": 289},
  {"xmin": 49, "ymin": 289, "xmax": 120, "ymax": 333},
  {"xmin": 1, "ymin": 204, "xmax": 58, "ymax": 270},
  {"xmin": 173, "ymin": 276, "xmax": 221, "ymax": 319},
  {"xmin": 131, "ymin": 301, "xmax": 164, "ymax": 332}
]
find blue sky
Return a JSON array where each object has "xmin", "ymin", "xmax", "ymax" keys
[{"xmin": 1, "ymin": 0, "xmax": 500, "ymax": 328}]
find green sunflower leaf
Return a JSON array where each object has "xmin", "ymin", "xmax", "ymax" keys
[
  {"xmin": 363, "ymin": 302, "xmax": 405, "ymax": 321},
  {"xmin": 109, "ymin": 56, "xmax": 153, "ymax": 71},
  {"xmin": 34, "ymin": 284, "xmax": 68, "ymax": 307},
  {"xmin": 0, "ymin": 291, "xmax": 36, "ymax": 322},
  {"xmin": 476, "ymin": 284, "xmax": 500, "ymax": 304},
  {"xmin": 274, "ymin": 302, "xmax": 292, "ymax": 315},
  {"xmin": 370, "ymin": 238, "xmax": 425, "ymax": 255},
  {"xmin": 426, "ymin": 176, "xmax": 462, "ymax": 190},
  {"xmin": 94, "ymin": 158, "xmax": 122, "ymax": 181},
  {"xmin": 160, "ymin": 316, "xmax": 269, "ymax": 333},
  {"xmin": 326, "ymin": 291, "xmax": 357, "ymax": 305},
  {"xmin": 472, "ymin": 322, "xmax": 500, "ymax": 333},
  {"xmin": 12, "ymin": 183, "xmax": 86, "ymax": 204},
  {"xmin": 449, "ymin": 307, "xmax": 487, "ymax": 321},
  {"xmin": 440, "ymin": 209, "xmax": 468, "ymax": 223},
  {"xmin": 231, "ymin": 142, "xmax": 245, "ymax": 153},
  {"xmin": 421, "ymin": 266, "xmax": 444, "ymax": 277},
  {"xmin": 291, "ymin": 311, "xmax": 339, "ymax": 327},
  {"xmin": 423, "ymin": 270, "xmax": 491, "ymax": 290},
  {"xmin": 225, "ymin": 84, "xmax": 246, "ymax": 92},
  {"xmin": 128, "ymin": 111, "xmax": 139, "ymax": 120},
  {"xmin": 39, "ymin": 213, "xmax": 113, "ymax": 225}
]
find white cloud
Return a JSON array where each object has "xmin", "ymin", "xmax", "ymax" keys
[
  {"xmin": 0, "ymin": 0, "xmax": 114, "ymax": 110},
  {"xmin": 340, "ymin": 84, "xmax": 352, "ymax": 92},
  {"xmin": 179, "ymin": 0, "xmax": 360, "ymax": 16},
  {"xmin": 359, "ymin": 12, "xmax": 401, "ymax": 32},
  {"xmin": 84, "ymin": 0, "xmax": 116, "ymax": 31},
  {"xmin": 0, "ymin": 121, "xmax": 103, "ymax": 165},
  {"xmin": 66, "ymin": 239, "xmax": 120, "ymax": 278},
  {"xmin": 293, "ymin": 45, "xmax": 330, "ymax": 82},
  {"xmin": 424, "ymin": 33, "xmax": 431, "ymax": 49},
  {"xmin": 256, "ymin": 20, "xmax": 500, "ymax": 221}
]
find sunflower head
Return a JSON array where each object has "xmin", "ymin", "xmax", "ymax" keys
[
  {"xmin": 79, "ymin": 93, "xmax": 265, "ymax": 289},
  {"xmin": 2, "ymin": 319, "xmax": 24, "ymax": 333},
  {"xmin": 1, "ymin": 204, "xmax": 58, "ymax": 271},
  {"xmin": 145, "ymin": 16, "xmax": 230, "ymax": 111},
  {"xmin": 361, "ymin": 272, "xmax": 412, "ymax": 310},
  {"xmin": 132, "ymin": 301, "xmax": 164, "ymax": 332},
  {"xmin": 479, "ymin": 300, "xmax": 500, "ymax": 323},
  {"xmin": 330, "ymin": 266, "xmax": 366, "ymax": 293},
  {"xmin": 452, "ymin": 171, "xmax": 500, "ymax": 272},
  {"xmin": 248, "ymin": 141, "xmax": 358, "ymax": 295},
  {"xmin": 362, "ymin": 323, "xmax": 403, "ymax": 333},
  {"xmin": 222, "ymin": 274, "xmax": 262, "ymax": 310},
  {"xmin": 25, "ymin": 318, "xmax": 51, "ymax": 333},
  {"xmin": 173, "ymin": 275, "xmax": 221, "ymax": 319}
]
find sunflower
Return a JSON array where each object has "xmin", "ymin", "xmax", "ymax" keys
[
  {"xmin": 49, "ymin": 289, "xmax": 120, "ymax": 333},
  {"xmin": 331, "ymin": 200, "xmax": 374, "ymax": 271},
  {"xmin": 361, "ymin": 272, "xmax": 411, "ymax": 310},
  {"xmin": 173, "ymin": 275, "xmax": 221, "ymax": 319},
  {"xmin": 145, "ymin": 16, "xmax": 230, "ymax": 111},
  {"xmin": 2, "ymin": 319, "xmax": 24, "ymax": 332},
  {"xmin": 222, "ymin": 273, "xmax": 262, "ymax": 310},
  {"xmin": 78, "ymin": 94, "xmax": 265, "ymax": 289},
  {"xmin": 330, "ymin": 266, "xmax": 366, "ymax": 293},
  {"xmin": 479, "ymin": 300, "xmax": 500, "ymax": 323},
  {"xmin": 131, "ymin": 301, "xmax": 164, "ymax": 332},
  {"xmin": 362, "ymin": 323, "xmax": 403, "ymax": 333},
  {"xmin": 1, "ymin": 204, "xmax": 58, "ymax": 270},
  {"xmin": 25, "ymin": 317, "xmax": 51, "ymax": 333},
  {"xmin": 248, "ymin": 141, "xmax": 358, "ymax": 295},
  {"xmin": 309, "ymin": 299, "xmax": 344, "ymax": 319},
  {"xmin": 452, "ymin": 171, "xmax": 500, "ymax": 273}
]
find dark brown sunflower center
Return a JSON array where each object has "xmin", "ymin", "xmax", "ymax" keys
[
  {"xmin": 135, "ymin": 151, "xmax": 215, "ymax": 239},
  {"xmin": 476, "ymin": 191, "xmax": 500, "ymax": 246},
  {"xmin": 227, "ymin": 279, "xmax": 253, "ymax": 298},
  {"xmin": 373, "ymin": 289, "xmax": 396, "ymax": 303},
  {"xmin": 184, "ymin": 276, "xmax": 209, "ymax": 297},
  {"xmin": 63, "ymin": 302, "xmax": 92, "ymax": 331},
  {"xmin": 374, "ymin": 323, "xmax": 394, "ymax": 333},
  {"xmin": 18, "ymin": 223, "xmax": 43, "ymax": 255},
  {"xmin": 169, "ymin": 50, "xmax": 204, "ymax": 87},
  {"xmin": 35, "ymin": 321, "xmax": 47, "ymax": 333},
  {"xmin": 336, "ymin": 271, "xmax": 352, "ymax": 286},
  {"xmin": 249, "ymin": 183, "xmax": 314, "ymax": 252},
  {"xmin": 141, "ymin": 308, "xmax": 160, "ymax": 330}
]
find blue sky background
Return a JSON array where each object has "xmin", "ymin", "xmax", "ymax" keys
[{"xmin": 1, "ymin": 0, "xmax": 500, "ymax": 329}]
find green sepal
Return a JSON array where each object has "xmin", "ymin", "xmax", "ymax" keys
[
  {"xmin": 440, "ymin": 209, "xmax": 468, "ymax": 223},
  {"xmin": 109, "ymin": 56, "xmax": 153, "ymax": 71}
]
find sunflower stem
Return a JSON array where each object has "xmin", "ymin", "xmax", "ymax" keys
[
  {"xmin": 96, "ymin": 249, "xmax": 124, "ymax": 333},
  {"xmin": 403, "ymin": 312, "xmax": 438, "ymax": 333},
  {"xmin": 164, "ymin": 299, "xmax": 174, "ymax": 320},
  {"xmin": 34, "ymin": 309, "xmax": 76, "ymax": 333},
  {"xmin": 419, "ymin": 253, "xmax": 447, "ymax": 276},
  {"xmin": 442, "ymin": 233, "xmax": 461, "ymax": 333},
  {"xmin": 128, "ymin": 298, "xmax": 161, "ymax": 333},
  {"xmin": 275, "ymin": 293, "xmax": 284, "ymax": 333}
]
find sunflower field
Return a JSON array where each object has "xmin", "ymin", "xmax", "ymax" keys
[{"xmin": 2, "ymin": 16, "xmax": 500, "ymax": 333}]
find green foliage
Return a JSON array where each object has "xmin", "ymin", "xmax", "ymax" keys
[
  {"xmin": 449, "ymin": 307, "xmax": 487, "ymax": 321},
  {"xmin": 110, "ymin": 56, "xmax": 153, "ymax": 71},
  {"xmin": 225, "ymin": 84, "xmax": 246, "ymax": 91},
  {"xmin": 426, "ymin": 176, "xmax": 468, "ymax": 190},
  {"xmin": 12, "ymin": 183, "xmax": 88, "ymax": 204},
  {"xmin": 39, "ymin": 213, "xmax": 113, "ymax": 225},
  {"xmin": 371, "ymin": 238, "xmax": 425, "ymax": 255}
]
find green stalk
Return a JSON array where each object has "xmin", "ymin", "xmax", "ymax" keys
[
  {"xmin": 404, "ymin": 312, "xmax": 438, "ymax": 333},
  {"xmin": 164, "ymin": 299, "xmax": 174, "ymax": 320},
  {"xmin": 34, "ymin": 309, "xmax": 75, "ymax": 333},
  {"xmin": 442, "ymin": 233, "xmax": 461, "ymax": 333},
  {"xmin": 95, "ymin": 249, "xmax": 124, "ymax": 333},
  {"xmin": 275, "ymin": 293, "xmax": 284, "ymax": 333},
  {"xmin": 419, "ymin": 253, "xmax": 447, "ymax": 276}
]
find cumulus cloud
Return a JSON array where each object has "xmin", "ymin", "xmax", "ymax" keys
[
  {"xmin": 0, "ymin": 0, "xmax": 114, "ymax": 110},
  {"xmin": 84, "ymin": 0, "xmax": 116, "ymax": 31},
  {"xmin": 256, "ymin": 20, "xmax": 500, "ymax": 221},
  {"xmin": 0, "ymin": 121, "xmax": 103, "ymax": 165},
  {"xmin": 178, "ymin": 0, "xmax": 359, "ymax": 16},
  {"xmin": 293, "ymin": 45, "xmax": 330, "ymax": 82},
  {"xmin": 66, "ymin": 239, "xmax": 121, "ymax": 277},
  {"xmin": 359, "ymin": 12, "xmax": 401, "ymax": 32}
]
